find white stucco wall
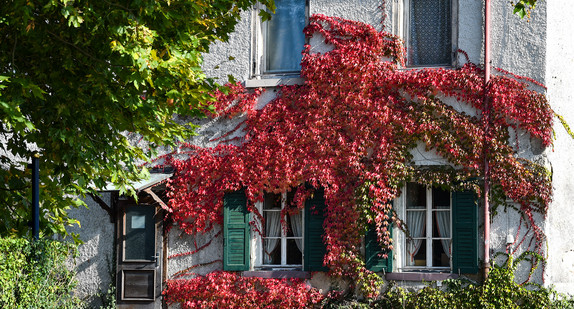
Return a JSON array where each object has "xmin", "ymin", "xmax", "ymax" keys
[
  {"xmin": 67, "ymin": 193, "xmax": 115, "ymax": 307},
  {"xmin": 167, "ymin": 226, "xmax": 224, "ymax": 278},
  {"xmin": 544, "ymin": 0, "xmax": 574, "ymax": 294},
  {"xmin": 202, "ymin": 10, "xmax": 254, "ymax": 84}
]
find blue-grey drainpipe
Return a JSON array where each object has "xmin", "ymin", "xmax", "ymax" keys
[{"xmin": 32, "ymin": 155, "xmax": 39, "ymax": 240}]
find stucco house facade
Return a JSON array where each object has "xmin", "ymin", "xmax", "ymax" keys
[{"xmin": 68, "ymin": 0, "xmax": 574, "ymax": 307}]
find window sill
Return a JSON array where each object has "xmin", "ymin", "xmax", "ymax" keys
[
  {"xmin": 385, "ymin": 272, "xmax": 458, "ymax": 281},
  {"xmin": 242, "ymin": 270, "xmax": 311, "ymax": 279},
  {"xmin": 245, "ymin": 77, "xmax": 304, "ymax": 88},
  {"xmin": 399, "ymin": 65, "xmax": 455, "ymax": 71}
]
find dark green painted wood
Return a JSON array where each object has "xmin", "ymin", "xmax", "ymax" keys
[
  {"xmin": 452, "ymin": 190, "xmax": 479, "ymax": 274},
  {"xmin": 304, "ymin": 188, "xmax": 328, "ymax": 271},
  {"xmin": 365, "ymin": 222, "xmax": 393, "ymax": 272},
  {"xmin": 223, "ymin": 189, "xmax": 251, "ymax": 271}
]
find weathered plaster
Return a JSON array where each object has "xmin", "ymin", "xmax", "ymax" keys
[
  {"xmin": 67, "ymin": 193, "xmax": 115, "ymax": 307},
  {"xmin": 457, "ymin": 0, "xmax": 483, "ymax": 65},
  {"xmin": 311, "ymin": 0, "xmax": 383, "ymax": 31},
  {"xmin": 544, "ymin": 0, "xmax": 574, "ymax": 294},
  {"xmin": 167, "ymin": 226, "xmax": 224, "ymax": 278},
  {"xmin": 490, "ymin": 0, "xmax": 546, "ymax": 84},
  {"xmin": 202, "ymin": 9, "xmax": 254, "ymax": 83}
]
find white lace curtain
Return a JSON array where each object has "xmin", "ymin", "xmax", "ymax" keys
[
  {"xmin": 290, "ymin": 211, "xmax": 303, "ymax": 252},
  {"xmin": 264, "ymin": 211, "xmax": 281, "ymax": 264},
  {"xmin": 409, "ymin": 0, "xmax": 452, "ymax": 66},
  {"xmin": 407, "ymin": 210, "xmax": 425, "ymax": 265}
]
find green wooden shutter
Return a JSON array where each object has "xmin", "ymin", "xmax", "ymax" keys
[
  {"xmin": 365, "ymin": 223, "xmax": 393, "ymax": 272},
  {"xmin": 223, "ymin": 189, "xmax": 251, "ymax": 271},
  {"xmin": 304, "ymin": 188, "xmax": 328, "ymax": 271},
  {"xmin": 452, "ymin": 190, "xmax": 479, "ymax": 274}
]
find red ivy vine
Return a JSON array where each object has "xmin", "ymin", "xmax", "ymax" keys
[
  {"xmin": 163, "ymin": 14, "xmax": 553, "ymax": 295},
  {"xmin": 164, "ymin": 271, "xmax": 324, "ymax": 308}
]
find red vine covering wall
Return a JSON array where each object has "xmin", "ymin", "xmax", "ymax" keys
[
  {"xmin": 164, "ymin": 271, "xmax": 323, "ymax": 308},
  {"xmin": 164, "ymin": 14, "xmax": 553, "ymax": 298}
]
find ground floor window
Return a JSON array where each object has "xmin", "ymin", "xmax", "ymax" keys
[
  {"xmin": 261, "ymin": 192, "xmax": 303, "ymax": 268},
  {"xmin": 223, "ymin": 187, "xmax": 327, "ymax": 272},
  {"xmin": 405, "ymin": 183, "xmax": 451, "ymax": 269},
  {"xmin": 382, "ymin": 182, "xmax": 479, "ymax": 275}
]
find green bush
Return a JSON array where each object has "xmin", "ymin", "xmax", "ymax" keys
[
  {"xmin": 322, "ymin": 253, "xmax": 574, "ymax": 309},
  {"xmin": 0, "ymin": 238, "xmax": 80, "ymax": 308}
]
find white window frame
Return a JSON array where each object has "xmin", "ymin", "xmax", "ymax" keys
[
  {"xmin": 253, "ymin": 192, "xmax": 305, "ymax": 270},
  {"xmin": 397, "ymin": 0, "xmax": 458, "ymax": 68},
  {"xmin": 250, "ymin": 0, "xmax": 309, "ymax": 80},
  {"xmin": 396, "ymin": 183, "xmax": 452, "ymax": 272}
]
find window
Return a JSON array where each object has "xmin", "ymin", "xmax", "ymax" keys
[
  {"xmin": 223, "ymin": 188, "xmax": 327, "ymax": 272},
  {"xmin": 405, "ymin": 0, "xmax": 456, "ymax": 66},
  {"xmin": 261, "ymin": 192, "xmax": 303, "ymax": 268},
  {"xmin": 399, "ymin": 183, "xmax": 478, "ymax": 273},
  {"xmin": 252, "ymin": 0, "xmax": 307, "ymax": 77},
  {"xmin": 366, "ymin": 182, "xmax": 479, "ymax": 275},
  {"xmin": 404, "ymin": 183, "xmax": 451, "ymax": 269},
  {"xmin": 264, "ymin": 0, "xmax": 306, "ymax": 73}
]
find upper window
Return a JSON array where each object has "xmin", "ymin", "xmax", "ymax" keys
[
  {"xmin": 405, "ymin": 0, "xmax": 455, "ymax": 67},
  {"xmin": 265, "ymin": 0, "xmax": 306, "ymax": 73},
  {"xmin": 253, "ymin": 0, "xmax": 307, "ymax": 77}
]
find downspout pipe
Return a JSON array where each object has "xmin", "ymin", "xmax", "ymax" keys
[
  {"xmin": 483, "ymin": 0, "xmax": 491, "ymax": 280},
  {"xmin": 31, "ymin": 154, "xmax": 40, "ymax": 240}
]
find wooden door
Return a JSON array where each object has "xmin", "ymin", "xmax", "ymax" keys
[{"xmin": 117, "ymin": 204, "xmax": 163, "ymax": 309}]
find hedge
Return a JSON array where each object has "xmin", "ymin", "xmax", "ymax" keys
[{"xmin": 0, "ymin": 238, "xmax": 80, "ymax": 308}]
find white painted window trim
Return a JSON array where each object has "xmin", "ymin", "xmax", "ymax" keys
[
  {"xmin": 248, "ymin": 1, "xmax": 308, "ymax": 86},
  {"xmin": 397, "ymin": 184, "xmax": 452, "ymax": 272}
]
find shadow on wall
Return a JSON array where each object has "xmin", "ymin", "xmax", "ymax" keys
[{"xmin": 67, "ymin": 193, "xmax": 116, "ymax": 307}]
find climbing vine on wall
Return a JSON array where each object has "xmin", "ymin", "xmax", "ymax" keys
[
  {"xmin": 164, "ymin": 14, "xmax": 553, "ymax": 291},
  {"xmin": 164, "ymin": 271, "xmax": 324, "ymax": 308}
]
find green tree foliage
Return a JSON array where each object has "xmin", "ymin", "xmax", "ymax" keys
[{"xmin": 0, "ymin": 0, "xmax": 273, "ymax": 240}]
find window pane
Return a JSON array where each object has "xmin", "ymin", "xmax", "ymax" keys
[
  {"xmin": 287, "ymin": 239, "xmax": 303, "ymax": 265},
  {"xmin": 266, "ymin": 0, "xmax": 306, "ymax": 72},
  {"xmin": 124, "ymin": 206, "xmax": 155, "ymax": 260},
  {"xmin": 264, "ymin": 210, "xmax": 281, "ymax": 237},
  {"xmin": 406, "ymin": 182, "xmax": 426, "ymax": 208},
  {"xmin": 263, "ymin": 239, "xmax": 281, "ymax": 265},
  {"xmin": 408, "ymin": 0, "xmax": 452, "ymax": 66},
  {"xmin": 432, "ymin": 187, "xmax": 450, "ymax": 209},
  {"xmin": 432, "ymin": 239, "xmax": 450, "ymax": 267},
  {"xmin": 123, "ymin": 270, "xmax": 154, "ymax": 300},
  {"xmin": 407, "ymin": 238, "xmax": 426, "ymax": 266},
  {"xmin": 264, "ymin": 192, "xmax": 281, "ymax": 210},
  {"xmin": 433, "ymin": 210, "xmax": 451, "ymax": 238}
]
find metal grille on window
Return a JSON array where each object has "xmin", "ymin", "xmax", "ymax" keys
[{"xmin": 408, "ymin": 0, "xmax": 452, "ymax": 66}]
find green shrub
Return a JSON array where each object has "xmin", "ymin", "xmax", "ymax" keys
[
  {"xmin": 323, "ymin": 253, "xmax": 574, "ymax": 309},
  {"xmin": 0, "ymin": 238, "xmax": 80, "ymax": 308}
]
